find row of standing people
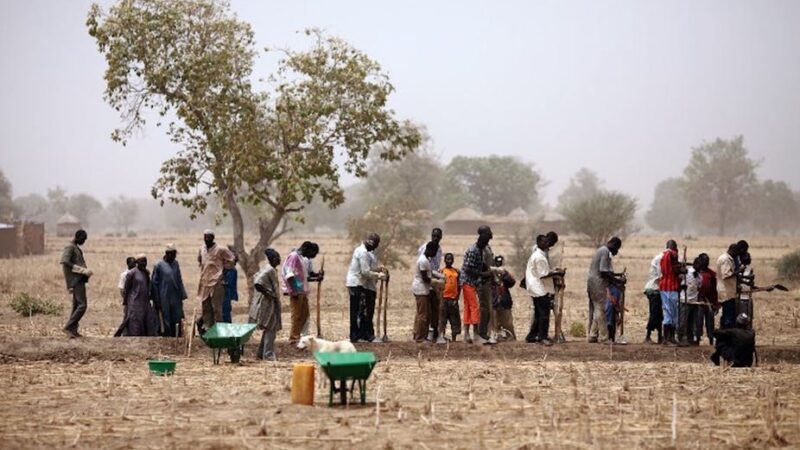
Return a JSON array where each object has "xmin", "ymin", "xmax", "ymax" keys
[{"xmin": 408, "ymin": 227, "xmax": 565, "ymax": 346}]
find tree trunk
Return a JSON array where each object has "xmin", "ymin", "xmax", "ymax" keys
[{"xmin": 224, "ymin": 190, "xmax": 288, "ymax": 305}]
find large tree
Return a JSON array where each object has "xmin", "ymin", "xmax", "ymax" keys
[
  {"xmin": 563, "ymin": 191, "xmax": 637, "ymax": 248},
  {"xmin": 68, "ymin": 193, "xmax": 103, "ymax": 227},
  {"xmin": 645, "ymin": 177, "xmax": 692, "ymax": 234},
  {"xmin": 0, "ymin": 169, "xmax": 12, "ymax": 221},
  {"xmin": 750, "ymin": 180, "xmax": 799, "ymax": 235},
  {"xmin": 46, "ymin": 187, "xmax": 69, "ymax": 216},
  {"xmin": 362, "ymin": 133, "xmax": 442, "ymax": 212},
  {"xmin": 13, "ymin": 194, "xmax": 48, "ymax": 221},
  {"xmin": 442, "ymin": 155, "xmax": 542, "ymax": 216},
  {"xmin": 557, "ymin": 167, "xmax": 604, "ymax": 213},
  {"xmin": 88, "ymin": 1, "xmax": 420, "ymax": 297},
  {"xmin": 683, "ymin": 136, "xmax": 758, "ymax": 235}
]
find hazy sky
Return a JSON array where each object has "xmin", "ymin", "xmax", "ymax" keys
[{"xmin": 1, "ymin": 0, "xmax": 798, "ymax": 210}]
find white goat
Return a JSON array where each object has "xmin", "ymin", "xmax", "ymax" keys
[{"xmin": 297, "ymin": 336, "xmax": 357, "ymax": 353}]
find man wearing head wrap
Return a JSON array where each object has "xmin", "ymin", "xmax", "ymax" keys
[
  {"xmin": 151, "ymin": 244, "xmax": 188, "ymax": 337},
  {"xmin": 61, "ymin": 229, "xmax": 91, "ymax": 338},
  {"xmin": 196, "ymin": 230, "xmax": 236, "ymax": 334},
  {"xmin": 346, "ymin": 233, "xmax": 386, "ymax": 342},
  {"xmin": 121, "ymin": 254, "xmax": 159, "ymax": 336},
  {"xmin": 249, "ymin": 248, "xmax": 282, "ymax": 360}
]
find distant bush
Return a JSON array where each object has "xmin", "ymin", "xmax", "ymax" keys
[
  {"xmin": 9, "ymin": 292, "xmax": 64, "ymax": 316},
  {"xmin": 569, "ymin": 321, "xmax": 586, "ymax": 338},
  {"xmin": 776, "ymin": 250, "xmax": 800, "ymax": 284}
]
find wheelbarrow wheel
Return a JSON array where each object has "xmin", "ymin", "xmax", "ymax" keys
[{"xmin": 229, "ymin": 346, "xmax": 243, "ymax": 364}]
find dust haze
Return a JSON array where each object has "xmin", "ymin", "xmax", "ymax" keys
[{"xmin": 1, "ymin": 0, "xmax": 799, "ymax": 233}]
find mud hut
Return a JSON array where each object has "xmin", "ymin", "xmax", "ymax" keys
[
  {"xmin": 56, "ymin": 214, "xmax": 81, "ymax": 237},
  {"xmin": 443, "ymin": 207, "xmax": 485, "ymax": 235},
  {"xmin": 0, "ymin": 223, "xmax": 16, "ymax": 258},
  {"xmin": 0, "ymin": 222, "xmax": 44, "ymax": 258},
  {"xmin": 535, "ymin": 209, "xmax": 568, "ymax": 235}
]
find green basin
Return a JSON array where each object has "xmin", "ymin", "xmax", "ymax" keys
[
  {"xmin": 148, "ymin": 359, "xmax": 177, "ymax": 376},
  {"xmin": 201, "ymin": 323, "xmax": 258, "ymax": 349},
  {"xmin": 314, "ymin": 352, "xmax": 377, "ymax": 379}
]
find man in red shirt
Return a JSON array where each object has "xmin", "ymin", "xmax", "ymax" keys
[{"xmin": 659, "ymin": 240, "xmax": 685, "ymax": 346}]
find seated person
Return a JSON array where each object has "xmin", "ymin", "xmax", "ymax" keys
[{"xmin": 711, "ymin": 313, "xmax": 756, "ymax": 367}]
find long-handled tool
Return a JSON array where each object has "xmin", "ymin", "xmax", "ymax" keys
[
  {"xmin": 316, "ymin": 256, "xmax": 325, "ymax": 337},
  {"xmin": 375, "ymin": 279, "xmax": 384, "ymax": 338},
  {"xmin": 186, "ymin": 307, "xmax": 197, "ymax": 357},
  {"xmin": 381, "ymin": 275, "xmax": 390, "ymax": 342},
  {"xmin": 554, "ymin": 268, "xmax": 567, "ymax": 343},
  {"xmin": 617, "ymin": 267, "xmax": 627, "ymax": 344}
]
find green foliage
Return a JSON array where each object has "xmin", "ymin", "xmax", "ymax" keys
[
  {"xmin": 563, "ymin": 191, "xmax": 637, "ymax": 248},
  {"xmin": 362, "ymin": 136, "xmax": 442, "ymax": 212},
  {"xmin": 750, "ymin": 180, "xmax": 799, "ymax": 235},
  {"xmin": 682, "ymin": 136, "xmax": 758, "ymax": 235},
  {"xmin": 645, "ymin": 177, "xmax": 691, "ymax": 233},
  {"xmin": 569, "ymin": 321, "xmax": 586, "ymax": 338},
  {"xmin": 442, "ymin": 155, "xmax": 542, "ymax": 216},
  {"xmin": 347, "ymin": 200, "xmax": 429, "ymax": 269},
  {"xmin": 88, "ymin": 2, "xmax": 420, "ymax": 284},
  {"xmin": 9, "ymin": 292, "xmax": 64, "ymax": 316},
  {"xmin": 557, "ymin": 168, "xmax": 603, "ymax": 213},
  {"xmin": 776, "ymin": 250, "xmax": 800, "ymax": 284},
  {"xmin": 0, "ymin": 168, "xmax": 12, "ymax": 221}
]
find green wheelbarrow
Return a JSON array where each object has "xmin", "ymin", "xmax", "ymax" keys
[
  {"xmin": 314, "ymin": 352, "xmax": 377, "ymax": 406},
  {"xmin": 201, "ymin": 323, "xmax": 258, "ymax": 364}
]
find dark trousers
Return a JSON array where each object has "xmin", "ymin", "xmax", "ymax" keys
[
  {"xmin": 160, "ymin": 299, "xmax": 184, "ymax": 337},
  {"xmin": 438, "ymin": 299, "xmax": 462, "ymax": 336},
  {"xmin": 349, "ymin": 287, "xmax": 376, "ymax": 341},
  {"xmin": 678, "ymin": 303, "xmax": 699, "ymax": 342},
  {"xmin": 428, "ymin": 289, "xmax": 440, "ymax": 340},
  {"xmin": 696, "ymin": 305, "xmax": 714, "ymax": 341},
  {"xmin": 645, "ymin": 290, "xmax": 663, "ymax": 333},
  {"xmin": 362, "ymin": 289, "xmax": 376, "ymax": 341},
  {"xmin": 720, "ymin": 299, "xmax": 736, "ymax": 329},
  {"xmin": 477, "ymin": 283, "xmax": 491, "ymax": 338},
  {"xmin": 526, "ymin": 294, "xmax": 552, "ymax": 342},
  {"xmin": 64, "ymin": 283, "xmax": 87, "ymax": 333}
]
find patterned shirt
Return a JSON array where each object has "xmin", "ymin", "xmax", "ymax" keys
[
  {"xmin": 658, "ymin": 249, "xmax": 681, "ymax": 292},
  {"xmin": 460, "ymin": 244, "xmax": 484, "ymax": 287}
]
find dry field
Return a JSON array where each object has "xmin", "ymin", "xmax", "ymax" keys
[{"xmin": 1, "ymin": 232, "xmax": 799, "ymax": 449}]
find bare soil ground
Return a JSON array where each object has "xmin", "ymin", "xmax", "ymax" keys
[{"xmin": 1, "ymin": 233, "xmax": 799, "ymax": 449}]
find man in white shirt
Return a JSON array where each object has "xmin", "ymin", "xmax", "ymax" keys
[
  {"xmin": 418, "ymin": 228, "xmax": 443, "ymax": 340},
  {"xmin": 412, "ymin": 241, "xmax": 439, "ymax": 342},
  {"xmin": 524, "ymin": 235, "xmax": 564, "ymax": 346},
  {"xmin": 642, "ymin": 252, "xmax": 663, "ymax": 344},
  {"xmin": 346, "ymin": 233, "xmax": 386, "ymax": 342}
]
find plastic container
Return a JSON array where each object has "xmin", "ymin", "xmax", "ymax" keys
[
  {"xmin": 291, "ymin": 363, "xmax": 315, "ymax": 405},
  {"xmin": 148, "ymin": 360, "xmax": 177, "ymax": 376}
]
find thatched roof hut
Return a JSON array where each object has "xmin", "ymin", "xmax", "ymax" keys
[
  {"xmin": 56, "ymin": 213, "xmax": 81, "ymax": 238},
  {"xmin": 443, "ymin": 207, "xmax": 485, "ymax": 235}
]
